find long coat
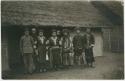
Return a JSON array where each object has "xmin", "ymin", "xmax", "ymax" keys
[
  {"xmin": 48, "ymin": 36, "xmax": 62, "ymax": 67},
  {"xmin": 73, "ymin": 34, "xmax": 84, "ymax": 56},
  {"xmin": 61, "ymin": 36, "xmax": 73, "ymax": 65},
  {"xmin": 84, "ymin": 33, "xmax": 95, "ymax": 63},
  {"xmin": 31, "ymin": 33, "xmax": 38, "ymax": 49},
  {"xmin": 37, "ymin": 36, "xmax": 47, "ymax": 63}
]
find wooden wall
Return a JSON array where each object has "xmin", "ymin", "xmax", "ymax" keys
[
  {"xmin": 102, "ymin": 26, "xmax": 124, "ymax": 52},
  {"xmin": 1, "ymin": 28, "xmax": 10, "ymax": 72}
]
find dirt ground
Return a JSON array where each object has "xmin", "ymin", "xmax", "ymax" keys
[{"xmin": 2, "ymin": 52, "xmax": 124, "ymax": 80}]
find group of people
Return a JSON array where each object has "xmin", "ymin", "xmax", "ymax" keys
[{"xmin": 20, "ymin": 27, "xmax": 95, "ymax": 74}]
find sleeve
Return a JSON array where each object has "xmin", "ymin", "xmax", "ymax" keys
[
  {"xmin": 72, "ymin": 36, "xmax": 75, "ymax": 48},
  {"xmin": 30, "ymin": 36, "xmax": 34, "ymax": 46},
  {"xmin": 91, "ymin": 34, "xmax": 95, "ymax": 47},
  {"xmin": 46, "ymin": 38, "xmax": 50, "ymax": 46},
  {"xmin": 69, "ymin": 37, "xmax": 73, "ymax": 48},
  {"xmin": 37, "ymin": 36, "xmax": 40, "ymax": 45},
  {"xmin": 82, "ymin": 35, "xmax": 85, "ymax": 48},
  {"xmin": 59, "ymin": 37, "xmax": 63, "ymax": 46},
  {"xmin": 20, "ymin": 36, "xmax": 23, "ymax": 54}
]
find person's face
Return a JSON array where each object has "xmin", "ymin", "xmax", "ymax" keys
[
  {"xmin": 64, "ymin": 32, "xmax": 68, "ymax": 36},
  {"xmin": 39, "ymin": 32, "xmax": 43, "ymax": 36},
  {"xmin": 57, "ymin": 31, "xmax": 60, "ymax": 35},
  {"xmin": 32, "ymin": 29, "xmax": 36, "ymax": 34},
  {"xmin": 52, "ymin": 32, "xmax": 57, "ymax": 37},
  {"xmin": 25, "ymin": 31, "xmax": 29, "ymax": 36},
  {"xmin": 86, "ymin": 28, "xmax": 91, "ymax": 33},
  {"xmin": 76, "ymin": 29, "xmax": 80, "ymax": 34}
]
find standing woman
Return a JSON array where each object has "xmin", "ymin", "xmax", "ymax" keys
[
  {"xmin": 84, "ymin": 28, "xmax": 95, "ymax": 67},
  {"xmin": 48, "ymin": 29, "xmax": 62, "ymax": 70},
  {"xmin": 61, "ymin": 29, "xmax": 73, "ymax": 68},
  {"xmin": 37, "ymin": 30, "xmax": 47, "ymax": 72}
]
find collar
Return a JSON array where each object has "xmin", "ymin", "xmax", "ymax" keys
[{"xmin": 51, "ymin": 36, "xmax": 57, "ymax": 39}]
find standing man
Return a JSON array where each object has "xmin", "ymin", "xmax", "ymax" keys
[
  {"xmin": 20, "ymin": 28, "xmax": 34, "ymax": 74},
  {"xmin": 37, "ymin": 30, "xmax": 48, "ymax": 72},
  {"xmin": 48, "ymin": 29, "xmax": 62, "ymax": 70},
  {"xmin": 84, "ymin": 28, "xmax": 95, "ymax": 67},
  {"xmin": 31, "ymin": 28, "xmax": 39, "ymax": 72},
  {"xmin": 73, "ymin": 27, "xmax": 84, "ymax": 65},
  {"xmin": 57, "ymin": 30, "xmax": 62, "ymax": 40},
  {"xmin": 61, "ymin": 29, "xmax": 73, "ymax": 68}
]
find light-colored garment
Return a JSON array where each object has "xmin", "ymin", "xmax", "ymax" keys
[
  {"xmin": 51, "ymin": 37, "xmax": 57, "ymax": 45},
  {"xmin": 20, "ymin": 35, "xmax": 33, "ymax": 54},
  {"xmin": 39, "ymin": 36, "xmax": 45, "ymax": 44},
  {"xmin": 23, "ymin": 54, "xmax": 34, "ymax": 73}
]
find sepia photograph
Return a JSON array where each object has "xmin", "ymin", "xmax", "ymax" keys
[{"xmin": 1, "ymin": 0, "xmax": 124, "ymax": 79}]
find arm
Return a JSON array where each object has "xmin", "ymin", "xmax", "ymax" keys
[
  {"xmin": 91, "ymin": 34, "xmax": 95, "ymax": 47},
  {"xmin": 72, "ymin": 36, "xmax": 75, "ymax": 48},
  {"xmin": 20, "ymin": 36, "xmax": 23, "ymax": 56},
  {"xmin": 82, "ymin": 35, "xmax": 86, "ymax": 49}
]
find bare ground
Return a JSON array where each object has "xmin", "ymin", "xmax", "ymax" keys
[{"xmin": 2, "ymin": 52, "xmax": 124, "ymax": 80}]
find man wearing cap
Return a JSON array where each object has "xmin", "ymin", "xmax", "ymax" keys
[
  {"xmin": 48, "ymin": 29, "xmax": 62, "ymax": 70},
  {"xmin": 20, "ymin": 28, "xmax": 34, "ymax": 74},
  {"xmin": 83, "ymin": 28, "xmax": 95, "ymax": 67},
  {"xmin": 37, "ymin": 29, "xmax": 48, "ymax": 72},
  {"xmin": 61, "ymin": 29, "xmax": 73, "ymax": 68},
  {"xmin": 73, "ymin": 27, "xmax": 84, "ymax": 65},
  {"xmin": 31, "ymin": 28, "xmax": 39, "ymax": 72}
]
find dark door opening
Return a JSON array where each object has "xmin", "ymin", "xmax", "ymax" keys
[{"xmin": 7, "ymin": 26, "xmax": 65, "ymax": 72}]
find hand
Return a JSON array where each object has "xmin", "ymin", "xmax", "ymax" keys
[
  {"xmin": 33, "ymin": 45, "xmax": 37, "ymax": 49},
  {"xmin": 35, "ymin": 50, "xmax": 38, "ymax": 55},
  {"xmin": 91, "ymin": 44, "xmax": 94, "ymax": 48},
  {"xmin": 34, "ymin": 41, "xmax": 37, "ymax": 44},
  {"xmin": 46, "ymin": 47, "xmax": 49, "ymax": 50}
]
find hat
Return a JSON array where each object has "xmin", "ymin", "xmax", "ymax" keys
[
  {"xmin": 52, "ymin": 29, "xmax": 56, "ymax": 32},
  {"xmin": 32, "ymin": 28, "xmax": 36, "ymax": 31},
  {"xmin": 74, "ymin": 27, "xmax": 81, "ymax": 31},
  {"xmin": 24, "ymin": 28, "xmax": 29, "ymax": 32},
  {"xmin": 39, "ymin": 29, "xmax": 44, "ymax": 32}
]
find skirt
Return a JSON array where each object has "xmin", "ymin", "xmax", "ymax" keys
[
  {"xmin": 85, "ymin": 48, "xmax": 95, "ymax": 63},
  {"xmin": 49, "ymin": 47, "xmax": 61, "ymax": 67}
]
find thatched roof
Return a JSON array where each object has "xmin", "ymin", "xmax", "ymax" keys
[
  {"xmin": 1, "ymin": 1, "xmax": 121, "ymax": 27},
  {"xmin": 102, "ymin": 1, "xmax": 123, "ymax": 19}
]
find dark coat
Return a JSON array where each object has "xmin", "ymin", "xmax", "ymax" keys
[
  {"xmin": 73, "ymin": 34, "xmax": 84, "ymax": 49},
  {"xmin": 61, "ymin": 36, "xmax": 72, "ymax": 65},
  {"xmin": 48, "ymin": 36, "xmax": 61, "ymax": 47},
  {"xmin": 84, "ymin": 33, "xmax": 95, "ymax": 63},
  {"xmin": 37, "ymin": 36, "xmax": 47, "ymax": 63},
  {"xmin": 31, "ymin": 33, "xmax": 38, "ymax": 49},
  {"xmin": 73, "ymin": 34, "xmax": 84, "ymax": 56},
  {"xmin": 48, "ymin": 36, "xmax": 61, "ymax": 67},
  {"xmin": 83, "ymin": 33, "xmax": 95, "ymax": 48}
]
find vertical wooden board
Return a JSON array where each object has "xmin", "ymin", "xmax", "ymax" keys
[{"xmin": 93, "ymin": 32, "xmax": 103, "ymax": 57}]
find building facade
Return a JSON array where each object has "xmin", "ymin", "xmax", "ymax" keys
[{"xmin": 1, "ymin": 1, "xmax": 123, "ymax": 73}]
